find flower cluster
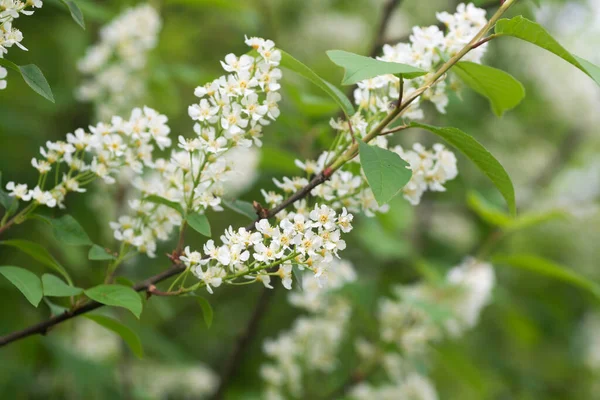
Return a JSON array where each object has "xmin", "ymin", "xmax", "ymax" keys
[
  {"xmin": 264, "ymin": 132, "xmax": 458, "ymax": 220},
  {"xmin": 260, "ymin": 259, "xmax": 357, "ymax": 400},
  {"xmin": 188, "ymin": 35, "xmax": 282, "ymax": 149},
  {"xmin": 77, "ymin": 4, "xmax": 161, "ymax": 119},
  {"xmin": 179, "ymin": 204, "xmax": 353, "ymax": 294},
  {"xmin": 110, "ymin": 37, "xmax": 283, "ymax": 257},
  {"xmin": 0, "ymin": 0, "xmax": 44, "ymax": 90},
  {"xmin": 5, "ymin": 107, "xmax": 170, "ymax": 213},
  {"xmin": 357, "ymin": 3, "xmax": 488, "ymax": 118},
  {"xmin": 260, "ymin": 257, "xmax": 495, "ymax": 399},
  {"xmin": 349, "ymin": 258, "xmax": 495, "ymax": 399}
]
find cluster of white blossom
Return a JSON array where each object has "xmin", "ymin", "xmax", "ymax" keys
[
  {"xmin": 258, "ymin": 5, "xmax": 475, "ymax": 215},
  {"xmin": 265, "ymin": 123, "xmax": 458, "ymax": 218},
  {"xmin": 77, "ymin": 4, "xmax": 161, "ymax": 120},
  {"xmin": 260, "ymin": 259, "xmax": 357, "ymax": 400},
  {"xmin": 260, "ymin": 257, "xmax": 494, "ymax": 399},
  {"xmin": 179, "ymin": 204, "xmax": 353, "ymax": 294},
  {"xmin": 356, "ymin": 3, "xmax": 488, "ymax": 118},
  {"xmin": 376, "ymin": 257, "xmax": 495, "ymax": 356},
  {"xmin": 5, "ymin": 107, "xmax": 170, "ymax": 216},
  {"xmin": 0, "ymin": 0, "xmax": 44, "ymax": 90},
  {"xmin": 110, "ymin": 37, "xmax": 283, "ymax": 257},
  {"xmin": 349, "ymin": 257, "xmax": 495, "ymax": 399}
]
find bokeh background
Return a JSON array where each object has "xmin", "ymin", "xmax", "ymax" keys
[{"xmin": 1, "ymin": 0, "xmax": 600, "ymax": 398}]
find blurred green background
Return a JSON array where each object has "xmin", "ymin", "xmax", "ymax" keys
[{"xmin": 1, "ymin": 0, "xmax": 600, "ymax": 398}]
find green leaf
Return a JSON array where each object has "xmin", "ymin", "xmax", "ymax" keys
[
  {"xmin": 223, "ymin": 199, "xmax": 256, "ymax": 221},
  {"xmin": 84, "ymin": 284, "xmax": 143, "ymax": 318},
  {"xmin": 454, "ymin": 62, "xmax": 525, "ymax": 116},
  {"xmin": 495, "ymin": 16, "xmax": 600, "ymax": 86},
  {"xmin": 114, "ymin": 277, "xmax": 135, "ymax": 287},
  {"xmin": 467, "ymin": 191, "xmax": 513, "ymax": 227},
  {"xmin": 467, "ymin": 192, "xmax": 565, "ymax": 231},
  {"xmin": 196, "ymin": 297, "xmax": 213, "ymax": 328},
  {"xmin": 0, "ymin": 59, "xmax": 55, "ymax": 103},
  {"xmin": 358, "ymin": 141, "xmax": 412, "ymax": 206},
  {"xmin": 186, "ymin": 212, "xmax": 211, "ymax": 237},
  {"xmin": 44, "ymin": 298, "xmax": 68, "ymax": 316},
  {"xmin": 279, "ymin": 50, "xmax": 355, "ymax": 117},
  {"xmin": 61, "ymin": 0, "xmax": 85, "ymax": 29},
  {"xmin": 326, "ymin": 49, "xmax": 426, "ymax": 85},
  {"xmin": 410, "ymin": 122, "xmax": 516, "ymax": 215},
  {"xmin": 292, "ymin": 266, "xmax": 304, "ymax": 292},
  {"xmin": 51, "ymin": 214, "xmax": 93, "ymax": 246},
  {"xmin": 42, "ymin": 274, "xmax": 83, "ymax": 297},
  {"xmin": 0, "ymin": 239, "xmax": 72, "ymax": 284},
  {"xmin": 492, "ymin": 254, "xmax": 600, "ymax": 300},
  {"xmin": 143, "ymin": 195, "xmax": 184, "ymax": 216},
  {"xmin": 0, "ymin": 266, "xmax": 43, "ymax": 307},
  {"xmin": 85, "ymin": 314, "xmax": 144, "ymax": 359},
  {"xmin": 574, "ymin": 55, "xmax": 600, "ymax": 86},
  {"xmin": 88, "ymin": 244, "xmax": 116, "ymax": 261}
]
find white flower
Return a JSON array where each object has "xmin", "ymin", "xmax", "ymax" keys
[
  {"xmin": 178, "ymin": 135, "xmax": 201, "ymax": 153},
  {"xmin": 309, "ymin": 204, "xmax": 336, "ymax": 230},
  {"xmin": 220, "ymin": 53, "xmax": 254, "ymax": 73},
  {"xmin": 29, "ymin": 186, "xmax": 56, "ymax": 208},
  {"xmin": 337, "ymin": 208, "xmax": 354, "ymax": 233},
  {"xmin": 180, "ymin": 246, "xmax": 203, "ymax": 267},
  {"xmin": 193, "ymin": 266, "xmax": 225, "ymax": 294},
  {"xmin": 31, "ymin": 158, "xmax": 51, "ymax": 173},
  {"xmin": 5, "ymin": 182, "xmax": 31, "ymax": 200},
  {"xmin": 277, "ymin": 264, "xmax": 293, "ymax": 290}
]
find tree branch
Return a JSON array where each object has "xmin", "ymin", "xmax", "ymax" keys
[{"xmin": 210, "ymin": 286, "xmax": 278, "ymax": 400}]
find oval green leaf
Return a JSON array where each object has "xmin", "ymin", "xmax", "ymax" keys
[
  {"xmin": 467, "ymin": 191, "xmax": 513, "ymax": 227},
  {"xmin": 358, "ymin": 141, "xmax": 412, "ymax": 206},
  {"xmin": 327, "ymin": 50, "xmax": 426, "ymax": 85},
  {"xmin": 0, "ymin": 59, "xmax": 55, "ymax": 103},
  {"xmin": 223, "ymin": 199, "xmax": 256, "ymax": 221},
  {"xmin": 186, "ymin": 212, "xmax": 211, "ymax": 237},
  {"xmin": 88, "ymin": 244, "xmax": 117, "ymax": 261},
  {"xmin": 84, "ymin": 284, "xmax": 143, "ymax": 318},
  {"xmin": 143, "ymin": 195, "xmax": 185, "ymax": 216},
  {"xmin": 51, "ymin": 214, "xmax": 93, "ymax": 246},
  {"xmin": 85, "ymin": 314, "xmax": 144, "ymax": 359},
  {"xmin": 42, "ymin": 274, "xmax": 83, "ymax": 297},
  {"xmin": 197, "ymin": 296, "xmax": 213, "ymax": 328},
  {"xmin": 492, "ymin": 254, "xmax": 600, "ymax": 300},
  {"xmin": 410, "ymin": 122, "xmax": 516, "ymax": 215},
  {"xmin": 0, "ymin": 266, "xmax": 43, "ymax": 307},
  {"xmin": 61, "ymin": 0, "xmax": 85, "ymax": 29},
  {"xmin": 0, "ymin": 239, "xmax": 72, "ymax": 284},
  {"xmin": 495, "ymin": 16, "xmax": 600, "ymax": 86},
  {"xmin": 279, "ymin": 49, "xmax": 355, "ymax": 117},
  {"xmin": 454, "ymin": 61, "xmax": 525, "ymax": 116}
]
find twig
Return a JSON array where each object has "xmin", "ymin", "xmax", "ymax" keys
[
  {"xmin": 369, "ymin": 0, "xmax": 403, "ymax": 57},
  {"xmin": 0, "ymin": 264, "xmax": 185, "ymax": 346},
  {"xmin": 210, "ymin": 286, "xmax": 278, "ymax": 400}
]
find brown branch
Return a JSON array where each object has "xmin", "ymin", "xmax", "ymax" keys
[
  {"xmin": 210, "ymin": 285, "xmax": 278, "ymax": 400},
  {"xmin": 369, "ymin": 0, "xmax": 403, "ymax": 57},
  {"xmin": 0, "ymin": 264, "xmax": 185, "ymax": 347}
]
